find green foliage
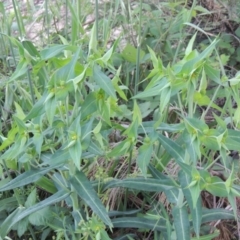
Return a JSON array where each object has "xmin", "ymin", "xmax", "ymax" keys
[{"xmin": 0, "ymin": 0, "xmax": 240, "ymax": 239}]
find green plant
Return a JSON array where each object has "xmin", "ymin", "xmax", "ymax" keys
[{"xmin": 0, "ymin": 1, "xmax": 239, "ymax": 240}]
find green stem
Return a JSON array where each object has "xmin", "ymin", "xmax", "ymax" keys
[
  {"xmin": 123, "ymin": 145, "xmax": 133, "ymax": 211},
  {"xmin": 95, "ymin": 0, "xmax": 99, "ymax": 46},
  {"xmin": 27, "ymin": 66, "xmax": 35, "ymax": 105},
  {"xmin": 134, "ymin": 0, "xmax": 143, "ymax": 95},
  {"xmin": 12, "ymin": 0, "xmax": 25, "ymax": 39},
  {"xmin": 45, "ymin": 0, "xmax": 50, "ymax": 43}
]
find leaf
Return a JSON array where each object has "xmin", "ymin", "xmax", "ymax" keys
[
  {"xmin": 193, "ymin": 92, "xmax": 224, "ymax": 113},
  {"xmin": 22, "ymin": 40, "xmax": 40, "ymax": 58},
  {"xmin": 179, "ymin": 170, "xmax": 202, "ymax": 237},
  {"xmin": 0, "ymin": 207, "xmax": 24, "ymax": 239},
  {"xmin": 89, "ymin": 22, "xmax": 97, "ymax": 53},
  {"xmin": 108, "ymin": 209, "xmax": 141, "ymax": 217},
  {"xmin": 0, "ymin": 197, "xmax": 20, "ymax": 212},
  {"xmin": 185, "ymin": 117, "xmax": 209, "ymax": 133},
  {"xmin": 148, "ymin": 164, "xmax": 179, "ymax": 199},
  {"xmin": 225, "ymin": 129, "xmax": 240, "ymax": 151},
  {"xmin": 14, "ymin": 102, "xmax": 26, "ymax": 120},
  {"xmin": 81, "ymin": 118, "xmax": 94, "ymax": 150},
  {"xmin": 158, "ymin": 134, "xmax": 191, "ymax": 174},
  {"xmin": 0, "ymin": 190, "xmax": 70, "ymax": 238},
  {"xmin": 56, "ymin": 47, "xmax": 81, "ymax": 82},
  {"xmin": 45, "ymin": 96, "xmax": 57, "ymax": 126},
  {"xmin": 40, "ymin": 45, "xmax": 74, "ymax": 60},
  {"xmin": 24, "ymin": 92, "xmax": 48, "ymax": 120},
  {"xmin": 172, "ymin": 206, "xmax": 190, "ymax": 240},
  {"xmin": 191, "ymin": 231, "xmax": 220, "ymax": 240},
  {"xmin": 107, "ymin": 139, "xmax": 131, "ymax": 158},
  {"xmin": 185, "ymin": 32, "xmax": 197, "ymax": 56},
  {"xmin": 104, "ymin": 177, "xmax": 175, "ymax": 192},
  {"xmin": 137, "ymin": 142, "xmax": 153, "ymax": 178},
  {"xmin": 158, "ymin": 134, "xmax": 185, "ymax": 162},
  {"xmin": 132, "ymin": 78, "xmax": 170, "ymax": 99},
  {"xmin": 121, "ymin": 44, "xmax": 145, "ymax": 63},
  {"xmin": 70, "ymin": 170, "xmax": 112, "ymax": 227},
  {"xmin": 8, "ymin": 60, "xmax": 28, "ymax": 83},
  {"xmin": 205, "ymin": 177, "xmax": 228, "ymax": 197},
  {"xmin": 111, "ymin": 217, "xmax": 167, "ymax": 232},
  {"xmin": 202, "ymin": 208, "xmax": 235, "ymax": 223},
  {"xmin": 204, "ymin": 64, "xmax": 221, "ymax": 84},
  {"xmin": 29, "ymin": 207, "xmax": 52, "ymax": 226},
  {"xmin": 16, "ymin": 217, "xmax": 28, "ymax": 237},
  {"xmin": 147, "ymin": 46, "xmax": 161, "ymax": 70},
  {"xmin": 81, "ymin": 92, "xmax": 98, "ymax": 120},
  {"xmin": 69, "ymin": 140, "xmax": 82, "ymax": 171},
  {"xmin": 160, "ymin": 86, "xmax": 171, "ymax": 113},
  {"xmin": 93, "ymin": 65, "xmax": 117, "ymax": 99},
  {"xmin": 25, "ymin": 188, "xmax": 37, "ymax": 208},
  {"xmin": 35, "ymin": 176, "xmax": 57, "ymax": 194},
  {"xmin": 0, "ymin": 164, "xmax": 63, "ymax": 191}
]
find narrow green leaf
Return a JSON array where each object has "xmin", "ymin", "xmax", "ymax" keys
[
  {"xmin": 205, "ymin": 177, "xmax": 228, "ymax": 197},
  {"xmin": 202, "ymin": 208, "xmax": 235, "ymax": 223},
  {"xmin": 70, "ymin": 170, "xmax": 112, "ymax": 227},
  {"xmin": 0, "ymin": 190, "xmax": 69, "ymax": 238},
  {"xmin": 111, "ymin": 217, "xmax": 167, "ymax": 232},
  {"xmin": 24, "ymin": 92, "xmax": 47, "ymax": 120},
  {"xmin": 158, "ymin": 137, "xmax": 185, "ymax": 158},
  {"xmin": 0, "ymin": 164, "xmax": 63, "ymax": 191},
  {"xmin": 69, "ymin": 140, "xmax": 82, "ymax": 171},
  {"xmin": 22, "ymin": 40, "xmax": 40, "ymax": 58},
  {"xmin": 191, "ymin": 230, "xmax": 220, "ymax": 240},
  {"xmin": 81, "ymin": 92, "xmax": 97, "ymax": 120},
  {"xmin": 132, "ymin": 78, "xmax": 170, "ymax": 99},
  {"xmin": 227, "ymin": 192, "xmax": 237, "ymax": 220},
  {"xmin": 158, "ymin": 134, "xmax": 191, "ymax": 174},
  {"xmin": 160, "ymin": 86, "xmax": 171, "ymax": 113},
  {"xmin": 8, "ymin": 60, "xmax": 28, "ymax": 83},
  {"xmin": 173, "ymin": 206, "xmax": 190, "ymax": 240},
  {"xmin": 185, "ymin": 32, "xmax": 197, "ymax": 56},
  {"xmin": 179, "ymin": 170, "xmax": 202, "ymax": 237},
  {"xmin": 0, "ymin": 207, "xmax": 24, "ymax": 238},
  {"xmin": 147, "ymin": 46, "xmax": 160, "ymax": 70},
  {"xmin": 108, "ymin": 209, "xmax": 141, "ymax": 217},
  {"xmin": 36, "ymin": 176, "xmax": 57, "ymax": 194},
  {"xmin": 93, "ymin": 65, "xmax": 117, "ymax": 99},
  {"xmin": 40, "ymin": 45, "xmax": 73, "ymax": 60},
  {"xmin": 104, "ymin": 177, "xmax": 175, "ymax": 192},
  {"xmin": 137, "ymin": 143, "xmax": 153, "ymax": 178},
  {"xmin": 45, "ymin": 96, "xmax": 57, "ymax": 126},
  {"xmin": 89, "ymin": 22, "xmax": 97, "ymax": 53},
  {"xmin": 107, "ymin": 139, "xmax": 131, "ymax": 158}
]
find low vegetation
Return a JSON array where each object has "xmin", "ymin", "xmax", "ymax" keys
[{"xmin": 0, "ymin": 0, "xmax": 240, "ymax": 239}]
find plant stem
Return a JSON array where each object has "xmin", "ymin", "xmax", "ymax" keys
[
  {"xmin": 123, "ymin": 145, "xmax": 133, "ymax": 211},
  {"xmin": 134, "ymin": 0, "xmax": 143, "ymax": 95}
]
